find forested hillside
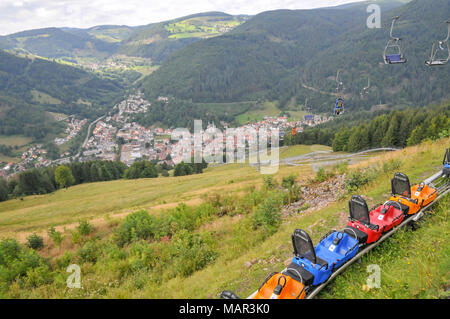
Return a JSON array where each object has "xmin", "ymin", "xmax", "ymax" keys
[
  {"xmin": 0, "ymin": 12, "xmax": 247, "ymax": 67},
  {"xmin": 118, "ymin": 12, "xmax": 248, "ymax": 64},
  {"xmin": 300, "ymin": 0, "xmax": 450, "ymax": 112},
  {"xmin": 286, "ymin": 100, "xmax": 450, "ymax": 152},
  {"xmin": 140, "ymin": 0, "xmax": 448, "ymax": 115},
  {"xmin": 0, "ymin": 50, "xmax": 124, "ymax": 117},
  {"xmin": 0, "ymin": 49, "xmax": 126, "ymax": 140}
]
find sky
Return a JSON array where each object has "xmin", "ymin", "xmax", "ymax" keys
[{"xmin": 0, "ymin": 0, "xmax": 367, "ymax": 36}]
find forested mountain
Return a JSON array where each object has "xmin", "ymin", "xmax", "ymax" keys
[
  {"xmin": 140, "ymin": 0, "xmax": 448, "ymax": 115},
  {"xmin": 300, "ymin": 0, "xmax": 450, "ymax": 112},
  {"xmin": 117, "ymin": 12, "xmax": 249, "ymax": 64},
  {"xmin": 0, "ymin": 49, "xmax": 124, "ymax": 138},
  {"xmin": 0, "ymin": 27, "xmax": 118, "ymax": 59},
  {"xmin": 0, "ymin": 12, "xmax": 247, "ymax": 66}
]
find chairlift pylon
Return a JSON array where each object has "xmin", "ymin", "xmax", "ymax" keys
[
  {"xmin": 334, "ymin": 70, "xmax": 344, "ymax": 115},
  {"xmin": 384, "ymin": 16, "xmax": 407, "ymax": 64},
  {"xmin": 425, "ymin": 21, "xmax": 450, "ymax": 66}
]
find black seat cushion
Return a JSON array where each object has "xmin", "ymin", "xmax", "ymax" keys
[
  {"xmin": 284, "ymin": 262, "xmax": 314, "ymax": 286},
  {"xmin": 344, "ymin": 226, "xmax": 368, "ymax": 244},
  {"xmin": 398, "ymin": 202, "xmax": 410, "ymax": 214},
  {"xmin": 315, "ymin": 256, "xmax": 328, "ymax": 268}
]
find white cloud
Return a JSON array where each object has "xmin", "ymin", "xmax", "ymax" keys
[{"xmin": 0, "ymin": 0, "xmax": 366, "ymax": 35}]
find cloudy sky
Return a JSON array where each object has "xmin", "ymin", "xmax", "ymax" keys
[{"xmin": 1, "ymin": 0, "xmax": 366, "ymax": 35}]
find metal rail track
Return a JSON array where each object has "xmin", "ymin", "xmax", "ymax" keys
[{"xmin": 245, "ymin": 170, "xmax": 449, "ymax": 299}]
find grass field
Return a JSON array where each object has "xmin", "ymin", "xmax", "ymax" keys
[
  {"xmin": 0, "ymin": 158, "xmax": 315, "ymax": 237},
  {"xmin": 0, "ymin": 135, "xmax": 33, "ymax": 147},
  {"xmin": 235, "ymin": 101, "xmax": 309, "ymax": 125},
  {"xmin": 165, "ymin": 17, "xmax": 243, "ymax": 39},
  {"xmin": 0, "ymin": 135, "xmax": 32, "ymax": 163},
  {"xmin": 31, "ymin": 89, "xmax": 62, "ymax": 105},
  {"xmin": 0, "ymin": 138, "xmax": 448, "ymax": 298}
]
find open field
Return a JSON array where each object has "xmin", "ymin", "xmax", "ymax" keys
[
  {"xmin": 235, "ymin": 101, "xmax": 309, "ymax": 125},
  {"xmin": 31, "ymin": 89, "xmax": 62, "ymax": 105},
  {"xmin": 166, "ymin": 16, "xmax": 243, "ymax": 39},
  {"xmin": 0, "ymin": 158, "xmax": 314, "ymax": 238},
  {"xmin": 0, "ymin": 135, "xmax": 33, "ymax": 147}
]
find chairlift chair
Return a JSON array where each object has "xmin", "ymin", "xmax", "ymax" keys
[
  {"xmin": 425, "ymin": 21, "xmax": 450, "ymax": 66},
  {"xmin": 360, "ymin": 77, "xmax": 370, "ymax": 98},
  {"xmin": 334, "ymin": 98, "xmax": 344, "ymax": 115},
  {"xmin": 384, "ymin": 16, "xmax": 407, "ymax": 64}
]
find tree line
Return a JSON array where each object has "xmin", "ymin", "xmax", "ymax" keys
[
  {"xmin": 287, "ymin": 102, "xmax": 450, "ymax": 152},
  {"xmin": 0, "ymin": 158, "xmax": 209, "ymax": 202}
]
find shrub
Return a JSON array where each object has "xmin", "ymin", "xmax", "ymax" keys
[
  {"xmin": 47, "ymin": 226, "xmax": 63, "ymax": 246},
  {"xmin": 25, "ymin": 264, "xmax": 52, "ymax": 288},
  {"xmin": 315, "ymin": 167, "xmax": 327, "ymax": 183},
  {"xmin": 281, "ymin": 174, "xmax": 296, "ymax": 189},
  {"xmin": 252, "ymin": 192, "xmax": 283, "ymax": 236},
  {"xmin": 0, "ymin": 239, "xmax": 50, "ymax": 287},
  {"xmin": 26, "ymin": 234, "xmax": 44, "ymax": 250},
  {"xmin": 345, "ymin": 167, "xmax": 379, "ymax": 192},
  {"xmin": 77, "ymin": 220, "xmax": 94, "ymax": 236},
  {"xmin": 171, "ymin": 230, "xmax": 217, "ymax": 277},
  {"xmin": 116, "ymin": 210, "xmax": 158, "ymax": 246},
  {"xmin": 263, "ymin": 176, "xmax": 278, "ymax": 189},
  {"xmin": 77, "ymin": 240, "xmax": 101, "ymax": 263}
]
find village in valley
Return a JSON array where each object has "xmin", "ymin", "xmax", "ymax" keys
[{"xmin": 0, "ymin": 91, "xmax": 332, "ymax": 178}]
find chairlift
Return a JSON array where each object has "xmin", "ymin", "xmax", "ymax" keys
[
  {"xmin": 334, "ymin": 98, "xmax": 344, "ymax": 115},
  {"xmin": 334, "ymin": 70, "xmax": 344, "ymax": 115},
  {"xmin": 425, "ymin": 21, "xmax": 450, "ymax": 66},
  {"xmin": 360, "ymin": 77, "xmax": 370, "ymax": 98},
  {"xmin": 384, "ymin": 16, "xmax": 407, "ymax": 64},
  {"xmin": 335, "ymin": 69, "xmax": 344, "ymax": 93}
]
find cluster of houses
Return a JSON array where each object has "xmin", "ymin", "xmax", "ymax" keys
[
  {"xmin": 54, "ymin": 118, "xmax": 87, "ymax": 145},
  {"xmin": 1, "ymin": 91, "xmax": 334, "ymax": 178},
  {"xmin": 83, "ymin": 121, "xmax": 118, "ymax": 161},
  {"xmin": 117, "ymin": 123, "xmax": 173, "ymax": 166},
  {"xmin": 1, "ymin": 145, "xmax": 51, "ymax": 177}
]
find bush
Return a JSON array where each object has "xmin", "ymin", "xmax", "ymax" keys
[
  {"xmin": 263, "ymin": 176, "xmax": 278, "ymax": 189},
  {"xmin": 47, "ymin": 226, "xmax": 63, "ymax": 246},
  {"xmin": 0, "ymin": 239, "xmax": 50, "ymax": 288},
  {"xmin": 171, "ymin": 230, "xmax": 217, "ymax": 277},
  {"xmin": 116, "ymin": 210, "xmax": 159, "ymax": 246},
  {"xmin": 315, "ymin": 167, "xmax": 327, "ymax": 183},
  {"xmin": 77, "ymin": 220, "xmax": 94, "ymax": 236},
  {"xmin": 77, "ymin": 240, "xmax": 101, "ymax": 263},
  {"xmin": 345, "ymin": 167, "xmax": 379, "ymax": 192},
  {"xmin": 281, "ymin": 174, "xmax": 296, "ymax": 189},
  {"xmin": 26, "ymin": 234, "xmax": 44, "ymax": 250}
]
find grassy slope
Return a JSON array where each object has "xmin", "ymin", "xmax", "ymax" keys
[
  {"xmin": 0, "ymin": 152, "xmax": 316, "ymax": 237},
  {"xmin": 1, "ymin": 138, "xmax": 448, "ymax": 298},
  {"xmin": 138, "ymin": 138, "xmax": 449, "ymax": 299}
]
